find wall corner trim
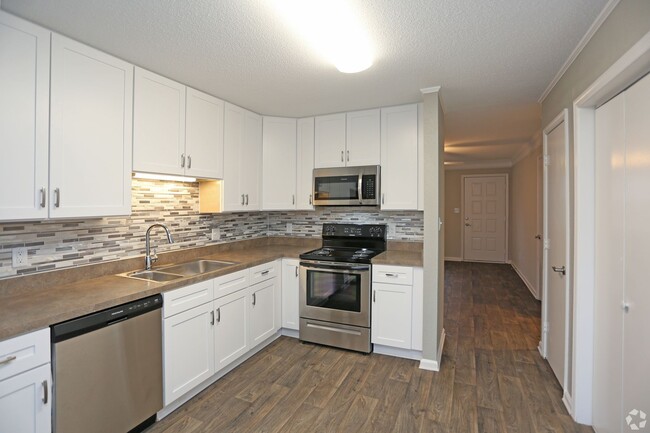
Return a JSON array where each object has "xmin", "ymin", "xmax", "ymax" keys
[{"xmin": 419, "ymin": 328, "xmax": 445, "ymax": 371}]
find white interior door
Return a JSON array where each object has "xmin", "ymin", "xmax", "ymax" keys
[
  {"xmin": 462, "ymin": 175, "xmax": 507, "ymax": 262},
  {"xmin": 537, "ymin": 155, "xmax": 544, "ymax": 296},
  {"xmin": 544, "ymin": 119, "xmax": 568, "ymax": 389}
]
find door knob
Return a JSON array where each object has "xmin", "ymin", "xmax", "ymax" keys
[
  {"xmin": 535, "ymin": 234, "xmax": 542, "ymax": 239},
  {"xmin": 551, "ymin": 266, "xmax": 566, "ymax": 276},
  {"xmin": 464, "ymin": 223, "xmax": 471, "ymax": 227}
]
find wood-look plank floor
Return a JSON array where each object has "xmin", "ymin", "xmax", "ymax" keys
[{"xmin": 146, "ymin": 262, "xmax": 593, "ymax": 433}]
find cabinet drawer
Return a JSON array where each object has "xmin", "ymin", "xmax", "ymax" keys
[
  {"xmin": 249, "ymin": 261, "xmax": 278, "ymax": 285},
  {"xmin": 214, "ymin": 269, "xmax": 249, "ymax": 299},
  {"xmin": 163, "ymin": 280, "xmax": 214, "ymax": 318},
  {"xmin": 0, "ymin": 328, "xmax": 50, "ymax": 382},
  {"xmin": 372, "ymin": 265, "xmax": 413, "ymax": 285}
]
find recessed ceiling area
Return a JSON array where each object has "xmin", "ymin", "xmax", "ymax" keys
[{"xmin": 1, "ymin": 0, "xmax": 610, "ymax": 165}]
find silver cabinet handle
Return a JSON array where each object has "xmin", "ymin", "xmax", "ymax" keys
[
  {"xmin": 292, "ymin": 194, "xmax": 295, "ymax": 205},
  {"xmin": 187, "ymin": 155, "xmax": 192, "ymax": 169},
  {"xmin": 346, "ymin": 150, "xmax": 349, "ymax": 162},
  {"xmin": 216, "ymin": 307, "xmax": 221, "ymax": 323},
  {"xmin": 252, "ymin": 293, "xmax": 256, "ymax": 306},
  {"xmin": 309, "ymin": 194, "xmax": 312, "ymax": 205},
  {"xmin": 54, "ymin": 188, "xmax": 61, "ymax": 208},
  {"xmin": 384, "ymin": 273, "xmax": 398, "ymax": 277},
  {"xmin": 373, "ymin": 290, "xmax": 376, "ymax": 302},
  {"xmin": 295, "ymin": 266, "xmax": 298, "ymax": 277},
  {"xmin": 42, "ymin": 380, "xmax": 48, "ymax": 404},
  {"xmin": 552, "ymin": 266, "xmax": 566, "ymax": 276},
  {"xmin": 241, "ymin": 194, "xmax": 245, "ymax": 205},
  {"xmin": 245, "ymin": 194, "xmax": 249, "ymax": 205},
  {"xmin": 261, "ymin": 270, "xmax": 270, "ymax": 276},
  {"xmin": 0, "ymin": 355, "xmax": 16, "ymax": 366},
  {"xmin": 40, "ymin": 188, "xmax": 46, "ymax": 208},
  {"xmin": 181, "ymin": 153, "xmax": 185, "ymax": 168},
  {"xmin": 340, "ymin": 150, "xmax": 344, "ymax": 162},
  {"xmin": 210, "ymin": 310, "xmax": 215, "ymax": 325}
]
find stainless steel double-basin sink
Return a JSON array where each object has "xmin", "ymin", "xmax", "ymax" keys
[{"xmin": 121, "ymin": 259, "xmax": 237, "ymax": 282}]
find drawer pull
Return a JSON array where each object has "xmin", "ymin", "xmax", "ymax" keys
[
  {"xmin": 42, "ymin": 380, "xmax": 48, "ymax": 404},
  {"xmin": 261, "ymin": 270, "xmax": 270, "ymax": 276},
  {"xmin": 384, "ymin": 273, "xmax": 398, "ymax": 277},
  {"xmin": 0, "ymin": 355, "xmax": 16, "ymax": 366}
]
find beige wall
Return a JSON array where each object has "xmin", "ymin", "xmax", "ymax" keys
[
  {"xmin": 541, "ymin": 0, "xmax": 650, "ymax": 400},
  {"xmin": 444, "ymin": 167, "xmax": 512, "ymax": 260},
  {"xmin": 509, "ymin": 148, "xmax": 543, "ymax": 298}
]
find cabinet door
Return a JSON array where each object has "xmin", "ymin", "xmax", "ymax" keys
[
  {"xmin": 50, "ymin": 34, "xmax": 133, "ymax": 218},
  {"xmin": 262, "ymin": 117, "xmax": 297, "ymax": 210},
  {"xmin": 0, "ymin": 12, "xmax": 49, "ymax": 221},
  {"xmin": 185, "ymin": 87, "xmax": 224, "ymax": 179},
  {"xmin": 163, "ymin": 302, "xmax": 214, "ymax": 406},
  {"xmin": 0, "ymin": 364, "xmax": 51, "ymax": 433},
  {"xmin": 346, "ymin": 109, "xmax": 380, "ymax": 166},
  {"xmin": 242, "ymin": 110, "xmax": 262, "ymax": 210},
  {"xmin": 281, "ymin": 259, "xmax": 300, "ymax": 330},
  {"xmin": 380, "ymin": 104, "xmax": 419, "ymax": 210},
  {"xmin": 249, "ymin": 279, "xmax": 277, "ymax": 347},
  {"xmin": 214, "ymin": 290, "xmax": 249, "ymax": 371},
  {"xmin": 371, "ymin": 282, "xmax": 412, "ymax": 349},
  {"xmin": 133, "ymin": 67, "xmax": 185, "ymax": 176},
  {"xmin": 296, "ymin": 117, "xmax": 315, "ymax": 210},
  {"xmin": 223, "ymin": 103, "xmax": 245, "ymax": 211},
  {"xmin": 314, "ymin": 113, "xmax": 346, "ymax": 168}
]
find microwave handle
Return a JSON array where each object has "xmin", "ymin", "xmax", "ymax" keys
[{"xmin": 358, "ymin": 174, "xmax": 363, "ymax": 204}]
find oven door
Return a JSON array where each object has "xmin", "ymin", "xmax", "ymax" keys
[{"xmin": 299, "ymin": 261, "xmax": 370, "ymax": 327}]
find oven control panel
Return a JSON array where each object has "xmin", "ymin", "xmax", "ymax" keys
[{"xmin": 322, "ymin": 224, "xmax": 386, "ymax": 239}]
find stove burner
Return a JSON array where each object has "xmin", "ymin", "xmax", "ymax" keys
[{"xmin": 315, "ymin": 248, "xmax": 333, "ymax": 256}]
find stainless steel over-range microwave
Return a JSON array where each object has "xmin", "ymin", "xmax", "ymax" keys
[{"xmin": 312, "ymin": 165, "xmax": 380, "ymax": 206}]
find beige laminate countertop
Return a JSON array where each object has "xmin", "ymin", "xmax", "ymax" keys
[
  {"xmin": 372, "ymin": 250, "xmax": 423, "ymax": 267},
  {"xmin": 0, "ymin": 245, "xmax": 307, "ymax": 341}
]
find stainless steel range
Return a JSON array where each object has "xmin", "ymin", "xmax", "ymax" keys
[{"xmin": 299, "ymin": 223, "xmax": 386, "ymax": 353}]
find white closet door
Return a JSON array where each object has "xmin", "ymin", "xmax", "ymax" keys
[
  {"xmin": 623, "ymin": 72, "xmax": 650, "ymax": 425},
  {"xmin": 593, "ymin": 92, "xmax": 625, "ymax": 433}
]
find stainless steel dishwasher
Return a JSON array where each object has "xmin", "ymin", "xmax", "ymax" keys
[{"xmin": 52, "ymin": 294, "xmax": 163, "ymax": 433}]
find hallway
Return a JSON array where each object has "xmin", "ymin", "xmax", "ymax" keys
[{"xmin": 147, "ymin": 262, "xmax": 592, "ymax": 433}]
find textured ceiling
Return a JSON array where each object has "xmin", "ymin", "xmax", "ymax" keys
[{"xmin": 1, "ymin": 0, "xmax": 609, "ymax": 163}]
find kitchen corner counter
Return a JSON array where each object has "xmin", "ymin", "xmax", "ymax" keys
[
  {"xmin": 0, "ymin": 240, "xmax": 317, "ymax": 342},
  {"xmin": 372, "ymin": 250, "xmax": 423, "ymax": 267}
]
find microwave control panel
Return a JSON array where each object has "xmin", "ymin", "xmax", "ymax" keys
[{"xmin": 361, "ymin": 175, "xmax": 376, "ymax": 199}]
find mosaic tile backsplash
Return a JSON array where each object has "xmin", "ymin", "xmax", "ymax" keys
[{"xmin": 0, "ymin": 179, "xmax": 423, "ymax": 279}]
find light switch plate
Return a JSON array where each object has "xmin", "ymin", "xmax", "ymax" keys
[
  {"xmin": 388, "ymin": 223, "xmax": 396, "ymax": 238},
  {"xmin": 211, "ymin": 228, "xmax": 220, "ymax": 241},
  {"xmin": 286, "ymin": 223, "xmax": 293, "ymax": 234},
  {"xmin": 12, "ymin": 247, "xmax": 27, "ymax": 268}
]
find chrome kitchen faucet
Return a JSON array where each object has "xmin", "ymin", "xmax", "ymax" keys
[{"xmin": 145, "ymin": 224, "xmax": 174, "ymax": 270}]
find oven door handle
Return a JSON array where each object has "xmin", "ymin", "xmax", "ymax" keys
[{"xmin": 300, "ymin": 262, "xmax": 370, "ymax": 272}]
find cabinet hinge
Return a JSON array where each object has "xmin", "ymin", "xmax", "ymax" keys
[
  {"xmin": 543, "ymin": 155, "xmax": 550, "ymax": 166},
  {"xmin": 544, "ymin": 239, "xmax": 550, "ymax": 250},
  {"xmin": 543, "ymin": 322, "xmax": 549, "ymax": 334}
]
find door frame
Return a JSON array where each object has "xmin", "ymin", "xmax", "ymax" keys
[
  {"xmin": 460, "ymin": 173, "xmax": 509, "ymax": 263},
  {"xmin": 572, "ymin": 31, "xmax": 650, "ymax": 424},
  {"xmin": 536, "ymin": 154, "xmax": 544, "ymax": 299},
  {"xmin": 540, "ymin": 109, "xmax": 571, "ymax": 403}
]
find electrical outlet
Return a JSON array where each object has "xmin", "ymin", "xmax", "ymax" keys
[
  {"xmin": 211, "ymin": 228, "xmax": 220, "ymax": 241},
  {"xmin": 286, "ymin": 223, "xmax": 293, "ymax": 234},
  {"xmin": 12, "ymin": 247, "xmax": 28, "ymax": 268},
  {"xmin": 388, "ymin": 224, "xmax": 396, "ymax": 238}
]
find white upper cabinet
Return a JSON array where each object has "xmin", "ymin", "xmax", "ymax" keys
[
  {"xmin": 315, "ymin": 113, "xmax": 346, "ymax": 168},
  {"xmin": 380, "ymin": 104, "xmax": 419, "ymax": 210},
  {"xmin": 262, "ymin": 117, "xmax": 297, "ymax": 210},
  {"xmin": 185, "ymin": 88, "xmax": 225, "ymax": 179},
  {"xmin": 50, "ymin": 34, "xmax": 133, "ymax": 218},
  {"xmin": 346, "ymin": 109, "xmax": 380, "ymax": 166},
  {"xmin": 223, "ymin": 103, "xmax": 262, "ymax": 211},
  {"xmin": 133, "ymin": 68, "xmax": 186, "ymax": 176},
  {"xmin": 296, "ymin": 118, "xmax": 315, "ymax": 210},
  {"xmin": 0, "ymin": 12, "xmax": 50, "ymax": 221}
]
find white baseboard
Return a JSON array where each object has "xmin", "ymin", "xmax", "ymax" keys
[
  {"xmin": 444, "ymin": 256, "xmax": 462, "ymax": 262},
  {"xmin": 511, "ymin": 261, "xmax": 540, "ymax": 300},
  {"xmin": 281, "ymin": 328, "xmax": 299, "ymax": 338},
  {"xmin": 562, "ymin": 391, "xmax": 574, "ymax": 417},
  {"xmin": 374, "ymin": 344, "xmax": 422, "ymax": 361},
  {"xmin": 419, "ymin": 328, "xmax": 445, "ymax": 371},
  {"xmin": 538, "ymin": 341, "xmax": 545, "ymax": 358},
  {"xmin": 157, "ymin": 331, "xmax": 282, "ymax": 420}
]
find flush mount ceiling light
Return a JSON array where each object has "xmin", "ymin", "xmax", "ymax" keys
[
  {"xmin": 133, "ymin": 172, "xmax": 197, "ymax": 183},
  {"xmin": 271, "ymin": 0, "xmax": 374, "ymax": 73}
]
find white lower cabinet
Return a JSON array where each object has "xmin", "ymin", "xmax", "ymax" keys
[
  {"xmin": 0, "ymin": 329, "xmax": 51, "ymax": 433},
  {"xmin": 214, "ymin": 289, "xmax": 249, "ymax": 371},
  {"xmin": 163, "ymin": 302, "xmax": 215, "ymax": 406},
  {"xmin": 162, "ymin": 261, "xmax": 281, "ymax": 407},
  {"xmin": 281, "ymin": 259, "xmax": 300, "ymax": 330},
  {"xmin": 371, "ymin": 265, "xmax": 423, "ymax": 354}
]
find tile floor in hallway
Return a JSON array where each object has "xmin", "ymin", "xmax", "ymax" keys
[{"xmin": 146, "ymin": 261, "xmax": 593, "ymax": 432}]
